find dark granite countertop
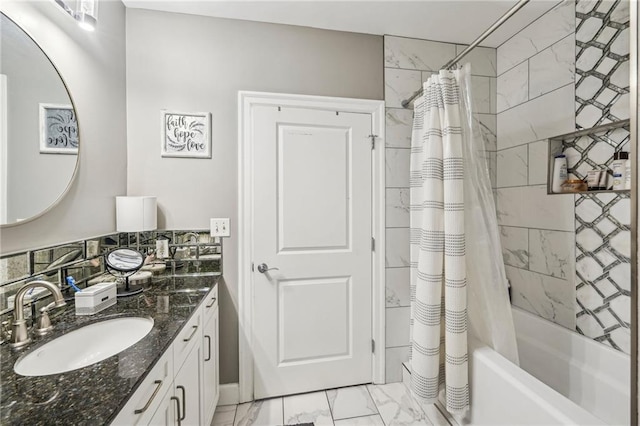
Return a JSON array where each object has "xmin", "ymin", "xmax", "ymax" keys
[{"xmin": 0, "ymin": 273, "xmax": 220, "ymax": 426}]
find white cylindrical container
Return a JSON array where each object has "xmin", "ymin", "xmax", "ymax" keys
[
  {"xmin": 612, "ymin": 152, "xmax": 628, "ymax": 190},
  {"xmin": 625, "ymin": 154, "xmax": 632, "ymax": 190},
  {"xmin": 552, "ymin": 154, "xmax": 568, "ymax": 193}
]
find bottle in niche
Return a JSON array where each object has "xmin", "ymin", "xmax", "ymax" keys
[
  {"xmin": 625, "ymin": 153, "xmax": 632, "ymax": 190},
  {"xmin": 552, "ymin": 154, "xmax": 568, "ymax": 193},
  {"xmin": 612, "ymin": 151, "xmax": 628, "ymax": 190}
]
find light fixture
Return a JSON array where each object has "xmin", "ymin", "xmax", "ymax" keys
[{"xmin": 53, "ymin": 0, "xmax": 99, "ymax": 32}]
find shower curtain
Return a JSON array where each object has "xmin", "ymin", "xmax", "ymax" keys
[{"xmin": 409, "ymin": 64, "xmax": 518, "ymax": 416}]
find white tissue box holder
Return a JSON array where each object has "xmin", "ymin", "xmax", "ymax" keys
[{"xmin": 75, "ymin": 282, "xmax": 117, "ymax": 315}]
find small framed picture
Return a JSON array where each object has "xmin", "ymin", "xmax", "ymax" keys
[
  {"xmin": 39, "ymin": 103, "xmax": 78, "ymax": 154},
  {"xmin": 161, "ymin": 110, "xmax": 212, "ymax": 158}
]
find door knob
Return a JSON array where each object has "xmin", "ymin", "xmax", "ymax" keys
[{"xmin": 257, "ymin": 263, "xmax": 279, "ymax": 273}]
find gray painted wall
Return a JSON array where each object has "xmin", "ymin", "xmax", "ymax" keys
[
  {"xmin": 125, "ymin": 8, "xmax": 383, "ymax": 383},
  {"xmin": 0, "ymin": 0, "xmax": 127, "ymax": 252},
  {"xmin": 1, "ymin": 14, "xmax": 75, "ymax": 223}
]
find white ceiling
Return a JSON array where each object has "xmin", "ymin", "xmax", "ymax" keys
[{"xmin": 121, "ymin": 0, "xmax": 560, "ymax": 48}]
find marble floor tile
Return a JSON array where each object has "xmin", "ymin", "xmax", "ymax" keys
[
  {"xmin": 367, "ymin": 383, "xmax": 431, "ymax": 425},
  {"xmin": 334, "ymin": 414, "xmax": 385, "ymax": 425},
  {"xmin": 327, "ymin": 385, "xmax": 379, "ymax": 420},
  {"xmin": 213, "ymin": 405, "xmax": 238, "ymax": 426},
  {"xmin": 234, "ymin": 398, "xmax": 283, "ymax": 426},
  {"xmin": 283, "ymin": 391, "xmax": 333, "ymax": 426}
]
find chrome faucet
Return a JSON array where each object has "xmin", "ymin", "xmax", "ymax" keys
[{"xmin": 9, "ymin": 280, "xmax": 66, "ymax": 348}]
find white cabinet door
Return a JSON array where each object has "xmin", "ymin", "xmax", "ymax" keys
[
  {"xmin": 174, "ymin": 344, "xmax": 202, "ymax": 426},
  {"xmin": 252, "ymin": 106, "xmax": 373, "ymax": 399},
  {"xmin": 110, "ymin": 349, "xmax": 173, "ymax": 426},
  {"xmin": 147, "ymin": 387, "xmax": 178, "ymax": 426},
  {"xmin": 202, "ymin": 306, "xmax": 219, "ymax": 425}
]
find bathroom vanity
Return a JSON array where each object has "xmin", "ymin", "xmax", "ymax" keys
[{"xmin": 0, "ymin": 274, "xmax": 220, "ymax": 425}]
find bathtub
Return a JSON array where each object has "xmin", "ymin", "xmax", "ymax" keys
[
  {"xmin": 403, "ymin": 307, "xmax": 628, "ymax": 425},
  {"xmin": 512, "ymin": 307, "xmax": 629, "ymax": 426}
]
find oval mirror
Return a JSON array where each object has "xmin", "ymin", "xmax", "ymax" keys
[
  {"xmin": 105, "ymin": 249, "xmax": 145, "ymax": 273},
  {"xmin": 105, "ymin": 248, "xmax": 146, "ymax": 297},
  {"xmin": 0, "ymin": 13, "xmax": 79, "ymax": 226}
]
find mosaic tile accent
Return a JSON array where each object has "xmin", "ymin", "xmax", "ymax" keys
[
  {"xmin": 573, "ymin": 0, "xmax": 630, "ymax": 354},
  {"xmin": 575, "ymin": 193, "xmax": 630, "ymax": 351},
  {"xmin": 575, "ymin": 0, "xmax": 630, "ymax": 129},
  {"xmin": 562, "ymin": 124, "xmax": 630, "ymax": 181}
]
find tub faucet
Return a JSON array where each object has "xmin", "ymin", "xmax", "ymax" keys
[{"xmin": 8, "ymin": 280, "xmax": 66, "ymax": 348}]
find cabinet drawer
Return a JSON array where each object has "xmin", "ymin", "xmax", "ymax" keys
[
  {"xmin": 202, "ymin": 285, "xmax": 218, "ymax": 326},
  {"xmin": 110, "ymin": 349, "xmax": 173, "ymax": 426},
  {"xmin": 174, "ymin": 308, "xmax": 202, "ymax": 370}
]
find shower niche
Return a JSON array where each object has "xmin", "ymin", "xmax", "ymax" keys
[{"xmin": 546, "ymin": 119, "xmax": 631, "ymax": 195}]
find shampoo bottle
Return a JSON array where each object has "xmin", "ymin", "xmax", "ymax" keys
[
  {"xmin": 625, "ymin": 153, "xmax": 632, "ymax": 190},
  {"xmin": 612, "ymin": 151, "xmax": 628, "ymax": 190},
  {"xmin": 552, "ymin": 154, "xmax": 568, "ymax": 193}
]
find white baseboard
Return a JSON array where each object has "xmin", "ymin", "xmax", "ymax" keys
[{"xmin": 218, "ymin": 383, "xmax": 240, "ymax": 406}]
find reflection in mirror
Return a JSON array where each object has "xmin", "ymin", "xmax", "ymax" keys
[
  {"xmin": 0, "ymin": 13, "xmax": 79, "ymax": 225},
  {"xmin": 0, "ymin": 252, "xmax": 30, "ymax": 285},
  {"xmin": 32, "ymin": 242, "xmax": 84, "ymax": 274},
  {"xmin": 85, "ymin": 233, "xmax": 120, "ymax": 259}
]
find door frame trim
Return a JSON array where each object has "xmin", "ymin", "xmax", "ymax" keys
[{"xmin": 238, "ymin": 91, "xmax": 385, "ymax": 403}]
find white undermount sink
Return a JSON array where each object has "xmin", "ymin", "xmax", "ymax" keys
[{"xmin": 14, "ymin": 317, "xmax": 154, "ymax": 377}]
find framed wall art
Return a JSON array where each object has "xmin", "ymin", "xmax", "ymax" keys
[
  {"xmin": 161, "ymin": 110, "xmax": 212, "ymax": 158},
  {"xmin": 39, "ymin": 103, "xmax": 78, "ymax": 154}
]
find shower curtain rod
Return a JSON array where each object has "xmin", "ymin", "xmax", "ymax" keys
[{"xmin": 401, "ymin": 0, "xmax": 531, "ymax": 108}]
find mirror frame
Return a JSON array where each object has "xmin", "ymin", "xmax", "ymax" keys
[{"xmin": 0, "ymin": 12, "xmax": 80, "ymax": 228}]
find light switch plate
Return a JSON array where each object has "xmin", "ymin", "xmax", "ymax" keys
[{"xmin": 210, "ymin": 218, "xmax": 230, "ymax": 237}]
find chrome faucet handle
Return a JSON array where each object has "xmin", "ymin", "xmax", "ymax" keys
[
  {"xmin": 9, "ymin": 280, "xmax": 66, "ymax": 348},
  {"xmin": 34, "ymin": 302, "xmax": 58, "ymax": 336}
]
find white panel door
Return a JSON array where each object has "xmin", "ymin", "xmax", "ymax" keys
[{"xmin": 252, "ymin": 105, "xmax": 373, "ymax": 399}]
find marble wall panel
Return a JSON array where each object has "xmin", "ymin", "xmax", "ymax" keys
[
  {"xmin": 497, "ymin": 1, "xmax": 575, "ymax": 74},
  {"xmin": 506, "ymin": 265, "xmax": 576, "ymax": 329},
  {"xmin": 497, "ymin": 185, "xmax": 575, "ymax": 231},
  {"xmin": 497, "ymin": 145, "xmax": 528, "ymax": 188},
  {"xmin": 529, "ymin": 34, "xmax": 576, "ymax": 98},
  {"xmin": 496, "ymin": 61, "xmax": 528, "ymax": 113},
  {"xmin": 384, "ymin": 36, "xmax": 455, "ymax": 71},
  {"xmin": 497, "ymin": 84, "xmax": 575, "ymax": 150}
]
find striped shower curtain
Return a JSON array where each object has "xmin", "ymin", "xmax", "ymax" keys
[{"xmin": 409, "ymin": 69, "xmax": 469, "ymax": 415}]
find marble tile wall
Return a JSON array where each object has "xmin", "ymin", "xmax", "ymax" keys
[
  {"xmin": 496, "ymin": 0, "xmax": 578, "ymax": 330},
  {"xmin": 384, "ymin": 35, "xmax": 497, "ymax": 382},
  {"xmin": 496, "ymin": 0, "xmax": 631, "ymax": 355}
]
